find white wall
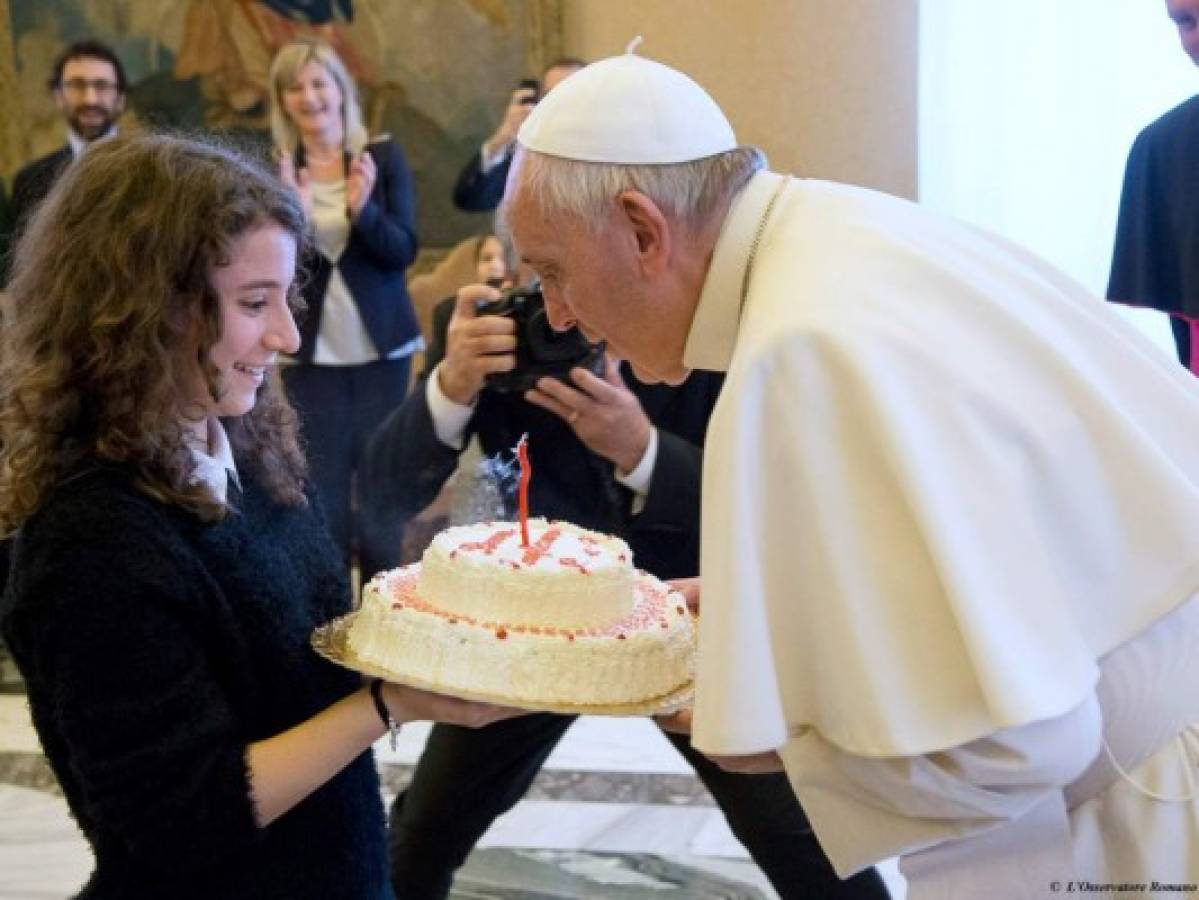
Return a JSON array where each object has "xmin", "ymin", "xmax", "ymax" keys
[{"xmin": 562, "ymin": 0, "xmax": 918, "ymax": 199}]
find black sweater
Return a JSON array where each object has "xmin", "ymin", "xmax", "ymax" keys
[{"xmin": 0, "ymin": 464, "xmax": 391, "ymax": 899}]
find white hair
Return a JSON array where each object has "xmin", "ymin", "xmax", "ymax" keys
[
  {"xmin": 503, "ymin": 146, "xmax": 767, "ymax": 233},
  {"xmin": 267, "ymin": 41, "xmax": 369, "ymax": 156}
]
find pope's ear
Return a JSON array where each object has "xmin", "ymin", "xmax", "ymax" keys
[{"xmin": 616, "ymin": 190, "xmax": 672, "ymax": 270}]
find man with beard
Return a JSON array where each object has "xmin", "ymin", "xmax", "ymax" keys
[{"xmin": 7, "ymin": 40, "xmax": 128, "ymax": 248}]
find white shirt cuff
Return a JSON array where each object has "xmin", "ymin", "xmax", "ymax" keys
[
  {"xmin": 613, "ymin": 427, "xmax": 658, "ymax": 515},
  {"xmin": 480, "ymin": 142, "xmax": 510, "ymax": 173},
  {"xmin": 427, "ymin": 363, "xmax": 477, "ymax": 450}
]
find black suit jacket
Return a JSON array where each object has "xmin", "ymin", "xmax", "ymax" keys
[
  {"xmin": 10, "ymin": 146, "xmax": 73, "ymax": 236},
  {"xmin": 0, "ymin": 180, "xmax": 11, "ymax": 285},
  {"xmin": 365, "ymin": 296, "xmax": 724, "ymax": 579},
  {"xmin": 451, "ymin": 150, "xmax": 511, "ymax": 213},
  {"xmin": 292, "ymin": 138, "xmax": 421, "ymax": 363},
  {"xmin": 4, "ymin": 146, "xmax": 74, "ymax": 284},
  {"xmin": 1107, "ymin": 93, "xmax": 1199, "ymax": 365}
]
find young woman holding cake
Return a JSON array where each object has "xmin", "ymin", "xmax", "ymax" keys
[{"xmin": 0, "ymin": 134, "xmax": 515, "ymax": 900}]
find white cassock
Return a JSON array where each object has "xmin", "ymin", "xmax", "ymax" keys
[{"xmin": 684, "ymin": 172, "xmax": 1199, "ymax": 899}]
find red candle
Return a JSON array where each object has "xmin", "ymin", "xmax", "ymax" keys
[{"xmin": 516, "ymin": 433, "xmax": 531, "ymax": 547}]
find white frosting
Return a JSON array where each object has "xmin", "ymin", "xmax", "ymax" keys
[
  {"xmin": 349, "ymin": 564, "xmax": 694, "ymax": 706},
  {"xmin": 346, "ymin": 519, "xmax": 695, "ymax": 706},
  {"xmin": 419, "ymin": 518, "xmax": 636, "ymax": 629}
]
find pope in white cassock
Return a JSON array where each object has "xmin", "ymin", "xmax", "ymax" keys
[{"xmin": 501, "ymin": 43, "xmax": 1199, "ymax": 900}]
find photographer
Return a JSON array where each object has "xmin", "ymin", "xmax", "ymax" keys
[
  {"xmin": 364, "ymin": 283, "xmax": 889, "ymax": 899},
  {"xmin": 451, "ymin": 59, "xmax": 585, "ymax": 213}
]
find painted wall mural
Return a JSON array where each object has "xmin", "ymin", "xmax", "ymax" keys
[{"xmin": 0, "ymin": 0, "xmax": 561, "ymax": 247}]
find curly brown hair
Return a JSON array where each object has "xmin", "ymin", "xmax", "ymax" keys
[{"xmin": 0, "ymin": 133, "xmax": 310, "ymax": 532}]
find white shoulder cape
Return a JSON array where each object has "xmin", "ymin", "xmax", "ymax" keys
[{"xmin": 688, "ymin": 174, "xmax": 1199, "ymax": 757}]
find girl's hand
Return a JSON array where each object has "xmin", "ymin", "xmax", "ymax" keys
[{"xmin": 381, "ymin": 681, "xmax": 525, "ymax": 728}]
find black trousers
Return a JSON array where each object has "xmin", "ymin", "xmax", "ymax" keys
[
  {"xmin": 282, "ymin": 357, "xmax": 411, "ymax": 580},
  {"xmin": 389, "ymin": 714, "xmax": 889, "ymax": 900}
]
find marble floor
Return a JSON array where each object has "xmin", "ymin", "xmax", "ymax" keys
[{"xmin": 0, "ymin": 680, "xmax": 907, "ymax": 899}]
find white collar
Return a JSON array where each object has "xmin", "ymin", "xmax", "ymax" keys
[
  {"xmin": 188, "ymin": 417, "xmax": 240, "ymax": 504},
  {"xmin": 67, "ymin": 124, "xmax": 118, "ymax": 158},
  {"xmin": 683, "ymin": 171, "xmax": 791, "ymax": 373}
]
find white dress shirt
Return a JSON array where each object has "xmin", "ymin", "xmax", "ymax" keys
[
  {"xmin": 426, "ymin": 363, "xmax": 654, "ymax": 507},
  {"xmin": 188, "ymin": 417, "xmax": 239, "ymax": 504}
]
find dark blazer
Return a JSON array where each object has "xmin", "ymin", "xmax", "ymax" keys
[
  {"xmin": 293, "ymin": 137, "xmax": 420, "ymax": 363},
  {"xmin": 451, "ymin": 150, "xmax": 510, "ymax": 213},
  {"xmin": 366, "ymin": 296, "xmax": 724, "ymax": 579},
  {"xmin": 4, "ymin": 146, "xmax": 74, "ymax": 283},
  {"xmin": 10, "ymin": 146, "xmax": 74, "ymax": 235},
  {"xmin": 1107, "ymin": 93, "xmax": 1199, "ymax": 366},
  {"xmin": 0, "ymin": 179, "xmax": 11, "ymax": 285}
]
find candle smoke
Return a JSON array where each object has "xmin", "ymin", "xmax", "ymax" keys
[{"xmin": 449, "ymin": 442, "xmax": 520, "ymax": 525}]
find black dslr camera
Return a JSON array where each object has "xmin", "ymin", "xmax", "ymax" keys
[{"xmin": 475, "ymin": 286, "xmax": 605, "ymax": 393}]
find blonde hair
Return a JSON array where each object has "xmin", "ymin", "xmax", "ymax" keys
[{"xmin": 267, "ymin": 40, "xmax": 368, "ymax": 156}]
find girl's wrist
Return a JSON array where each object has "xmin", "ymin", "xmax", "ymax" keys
[{"xmin": 368, "ymin": 679, "xmax": 401, "ymax": 750}]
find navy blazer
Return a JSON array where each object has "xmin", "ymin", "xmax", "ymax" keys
[
  {"xmin": 0, "ymin": 179, "xmax": 11, "ymax": 285},
  {"xmin": 365, "ymin": 296, "xmax": 724, "ymax": 580},
  {"xmin": 292, "ymin": 138, "xmax": 421, "ymax": 363},
  {"xmin": 4, "ymin": 146, "xmax": 74, "ymax": 285},
  {"xmin": 10, "ymin": 145, "xmax": 74, "ymax": 234},
  {"xmin": 451, "ymin": 150, "xmax": 510, "ymax": 213},
  {"xmin": 1107, "ymin": 93, "xmax": 1199, "ymax": 366}
]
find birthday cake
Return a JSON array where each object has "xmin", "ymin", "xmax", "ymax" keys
[{"xmin": 346, "ymin": 517, "xmax": 695, "ymax": 708}]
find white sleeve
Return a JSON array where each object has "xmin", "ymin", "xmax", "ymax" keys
[
  {"xmin": 779, "ymin": 694, "xmax": 1102, "ymax": 877},
  {"xmin": 479, "ymin": 143, "xmax": 510, "ymax": 174},
  {"xmin": 426, "ymin": 363, "xmax": 477, "ymax": 450},
  {"xmin": 612, "ymin": 427, "xmax": 658, "ymax": 515}
]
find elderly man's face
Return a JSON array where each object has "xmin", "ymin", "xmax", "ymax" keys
[
  {"xmin": 1167, "ymin": 0, "xmax": 1199, "ymax": 64},
  {"xmin": 506, "ymin": 186, "xmax": 689, "ymax": 384}
]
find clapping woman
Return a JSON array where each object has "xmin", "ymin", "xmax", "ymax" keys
[{"xmin": 268, "ymin": 39, "xmax": 422, "ymax": 580}]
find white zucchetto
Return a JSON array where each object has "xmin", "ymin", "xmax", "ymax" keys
[{"xmin": 517, "ymin": 40, "xmax": 737, "ymax": 164}]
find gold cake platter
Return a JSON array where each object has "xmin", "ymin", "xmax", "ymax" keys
[{"xmin": 311, "ymin": 612, "xmax": 695, "ymax": 717}]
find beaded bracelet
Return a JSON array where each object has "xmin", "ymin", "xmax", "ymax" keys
[{"xmin": 369, "ymin": 678, "xmax": 400, "ymax": 751}]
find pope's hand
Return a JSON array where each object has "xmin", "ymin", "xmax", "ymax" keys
[
  {"xmin": 438, "ymin": 284, "xmax": 517, "ymax": 405},
  {"xmin": 524, "ymin": 355, "xmax": 652, "ymax": 473},
  {"xmin": 667, "ymin": 577, "xmax": 700, "ymax": 613},
  {"xmin": 710, "ymin": 751, "xmax": 785, "ymax": 774},
  {"xmin": 655, "ymin": 706, "xmax": 693, "ymax": 735}
]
